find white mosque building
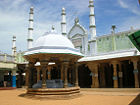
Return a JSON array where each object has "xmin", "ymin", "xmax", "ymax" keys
[{"xmin": 24, "ymin": 0, "xmax": 140, "ymax": 89}]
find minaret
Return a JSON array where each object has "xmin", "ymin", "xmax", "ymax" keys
[
  {"xmin": 89, "ymin": 0, "xmax": 96, "ymax": 39},
  {"xmin": 89, "ymin": 0, "xmax": 97, "ymax": 56},
  {"xmin": 61, "ymin": 7, "xmax": 67, "ymax": 36},
  {"xmin": 27, "ymin": 7, "xmax": 34, "ymax": 49},
  {"xmin": 12, "ymin": 36, "xmax": 16, "ymax": 56}
]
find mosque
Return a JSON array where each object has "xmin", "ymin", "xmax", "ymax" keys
[{"xmin": 0, "ymin": 0, "xmax": 140, "ymax": 89}]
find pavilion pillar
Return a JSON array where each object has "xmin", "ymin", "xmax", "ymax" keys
[
  {"xmin": 40, "ymin": 61, "xmax": 48, "ymax": 88},
  {"xmin": 28, "ymin": 62, "xmax": 34, "ymax": 88},
  {"xmin": 132, "ymin": 58, "xmax": 139, "ymax": 88},
  {"xmin": 69, "ymin": 69, "xmax": 71, "ymax": 84},
  {"xmin": 88, "ymin": 63, "xmax": 99, "ymax": 88},
  {"xmin": 64, "ymin": 62, "xmax": 69, "ymax": 88},
  {"xmin": 75, "ymin": 63, "xmax": 79, "ymax": 87},
  {"xmin": 100, "ymin": 64, "xmax": 106, "ymax": 87},
  {"xmin": 94, "ymin": 64, "xmax": 99, "ymax": 88},
  {"xmin": 12, "ymin": 70, "xmax": 16, "ymax": 88},
  {"xmin": 25, "ymin": 65, "xmax": 29, "ymax": 88},
  {"xmin": 88, "ymin": 64, "xmax": 95, "ymax": 88},
  {"xmin": 61, "ymin": 64, "xmax": 64, "ymax": 80},
  {"xmin": 36, "ymin": 66, "xmax": 41, "ymax": 82},
  {"xmin": 111, "ymin": 61, "xmax": 118, "ymax": 88},
  {"xmin": 48, "ymin": 66, "xmax": 52, "ymax": 80},
  {"xmin": 118, "ymin": 63, "xmax": 123, "ymax": 88}
]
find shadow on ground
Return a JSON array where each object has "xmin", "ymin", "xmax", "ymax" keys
[
  {"xmin": 129, "ymin": 93, "xmax": 140, "ymax": 105},
  {"xmin": 18, "ymin": 93, "xmax": 83, "ymax": 100}
]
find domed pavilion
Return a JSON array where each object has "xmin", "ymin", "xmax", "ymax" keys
[{"xmin": 24, "ymin": 28, "xmax": 83, "ymax": 97}]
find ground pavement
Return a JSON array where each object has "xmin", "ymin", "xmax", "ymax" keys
[{"xmin": 0, "ymin": 88, "xmax": 140, "ymax": 105}]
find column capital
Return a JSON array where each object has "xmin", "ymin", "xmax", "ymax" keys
[
  {"xmin": 110, "ymin": 60, "xmax": 119, "ymax": 65},
  {"xmin": 131, "ymin": 57, "xmax": 139, "ymax": 62},
  {"xmin": 87, "ymin": 63, "xmax": 99, "ymax": 72},
  {"xmin": 36, "ymin": 66, "xmax": 41, "ymax": 71},
  {"xmin": 48, "ymin": 65, "xmax": 53, "ymax": 70},
  {"xmin": 62, "ymin": 61, "xmax": 69, "ymax": 68},
  {"xmin": 40, "ymin": 61, "xmax": 49, "ymax": 65},
  {"xmin": 39, "ymin": 55, "xmax": 50, "ymax": 62}
]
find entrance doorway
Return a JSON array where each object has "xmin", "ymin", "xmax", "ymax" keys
[{"xmin": 78, "ymin": 65, "xmax": 92, "ymax": 88}]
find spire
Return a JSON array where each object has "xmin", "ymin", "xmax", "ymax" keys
[
  {"xmin": 51, "ymin": 25, "xmax": 56, "ymax": 33},
  {"xmin": 88, "ymin": 0, "xmax": 97, "ymax": 56},
  {"xmin": 52, "ymin": 25, "xmax": 55, "ymax": 30},
  {"xmin": 61, "ymin": 7, "xmax": 67, "ymax": 36},
  {"xmin": 74, "ymin": 17, "xmax": 79, "ymax": 25},
  {"xmin": 27, "ymin": 7, "xmax": 34, "ymax": 49},
  {"xmin": 12, "ymin": 35, "xmax": 16, "ymax": 57},
  {"xmin": 89, "ymin": 0, "xmax": 96, "ymax": 40}
]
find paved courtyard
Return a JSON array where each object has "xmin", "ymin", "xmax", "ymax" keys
[{"xmin": 0, "ymin": 89, "xmax": 140, "ymax": 105}]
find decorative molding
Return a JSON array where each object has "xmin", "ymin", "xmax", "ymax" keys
[
  {"xmin": 113, "ymin": 76, "xmax": 118, "ymax": 80},
  {"xmin": 88, "ymin": 5, "xmax": 94, "ymax": 7},
  {"xmin": 27, "ymin": 39, "xmax": 33, "ymax": 41},
  {"xmin": 29, "ymin": 19, "xmax": 33, "ymax": 21},
  {"xmin": 133, "ymin": 69, "xmax": 139, "ymax": 73},
  {"xmin": 89, "ymin": 25, "xmax": 96, "ymax": 28},
  {"xmin": 89, "ymin": 14, "xmax": 95, "ymax": 17},
  {"xmin": 61, "ymin": 22, "xmax": 66, "ymax": 24},
  {"xmin": 28, "ymin": 28, "xmax": 34, "ymax": 30},
  {"xmin": 61, "ymin": 13, "xmax": 66, "ymax": 15}
]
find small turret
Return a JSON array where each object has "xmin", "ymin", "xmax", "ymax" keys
[
  {"xmin": 89, "ymin": 0, "xmax": 96, "ymax": 40},
  {"xmin": 12, "ymin": 36, "xmax": 16, "ymax": 56},
  {"xmin": 88, "ymin": 0, "xmax": 97, "ymax": 56},
  {"xmin": 61, "ymin": 7, "xmax": 67, "ymax": 36},
  {"xmin": 27, "ymin": 7, "xmax": 34, "ymax": 49}
]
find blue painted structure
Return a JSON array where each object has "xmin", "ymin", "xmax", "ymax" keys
[{"xmin": 12, "ymin": 76, "xmax": 16, "ymax": 87}]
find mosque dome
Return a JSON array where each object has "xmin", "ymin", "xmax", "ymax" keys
[{"xmin": 24, "ymin": 30, "xmax": 83, "ymax": 57}]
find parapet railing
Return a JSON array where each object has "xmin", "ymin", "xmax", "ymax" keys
[{"xmin": 0, "ymin": 54, "xmax": 15, "ymax": 63}]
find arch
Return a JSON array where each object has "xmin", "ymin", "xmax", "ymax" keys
[
  {"xmin": 78, "ymin": 64, "xmax": 92, "ymax": 88},
  {"xmin": 68, "ymin": 23, "xmax": 87, "ymax": 39}
]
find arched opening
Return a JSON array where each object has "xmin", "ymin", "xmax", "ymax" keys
[
  {"xmin": 105, "ymin": 64, "xmax": 113, "ymax": 88},
  {"xmin": 51, "ymin": 67, "xmax": 59, "ymax": 80},
  {"xmin": 78, "ymin": 64, "xmax": 92, "ymax": 88},
  {"xmin": 122, "ymin": 61, "xmax": 134, "ymax": 88}
]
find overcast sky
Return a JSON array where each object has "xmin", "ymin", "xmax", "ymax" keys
[{"xmin": 0, "ymin": 0, "xmax": 140, "ymax": 54}]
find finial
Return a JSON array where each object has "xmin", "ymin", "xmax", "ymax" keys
[
  {"xmin": 61, "ymin": 7, "xmax": 66, "ymax": 15},
  {"xmin": 30, "ymin": 6, "xmax": 34, "ymax": 10},
  {"xmin": 13, "ymin": 35, "xmax": 16, "ymax": 41},
  {"xmin": 62, "ymin": 7, "xmax": 65, "ymax": 11},
  {"xmin": 89, "ymin": 0, "xmax": 93, "ymax": 2},
  {"xmin": 52, "ymin": 25, "xmax": 55, "ymax": 30},
  {"xmin": 89, "ymin": 0, "xmax": 94, "ymax": 7},
  {"xmin": 30, "ymin": 6, "xmax": 34, "ymax": 14},
  {"xmin": 50, "ymin": 25, "xmax": 57, "ymax": 34},
  {"xmin": 75, "ymin": 17, "xmax": 79, "ymax": 24},
  {"xmin": 13, "ymin": 35, "xmax": 16, "ymax": 39}
]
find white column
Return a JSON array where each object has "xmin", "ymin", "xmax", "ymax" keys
[
  {"xmin": 12, "ymin": 36, "xmax": 16, "ymax": 56},
  {"xmin": 89, "ymin": 0, "xmax": 96, "ymax": 39},
  {"xmin": 84, "ymin": 34, "xmax": 88, "ymax": 55},
  {"xmin": 12, "ymin": 36, "xmax": 17, "ymax": 62},
  {"xmin": 89, "ymin": 0, "xmax": 97, "ymax": 56},
  {"xmin": 27, "ymin": 7, "xmax": 34, "ymax": 49},
  {"xmin": 61, "ymin": 7, "xmax": 67, "ymax": 36}
]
